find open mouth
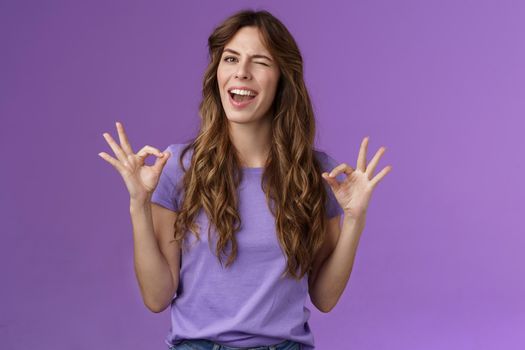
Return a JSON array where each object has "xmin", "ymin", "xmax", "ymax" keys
[
  {"xmin": 228, "ymin": 88, "xmax": 258, "ymax": 108},
  {"xmin": 228, "ymin": 91, "xmax": 257, "ymax": 103}
]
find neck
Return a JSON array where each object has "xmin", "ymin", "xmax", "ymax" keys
[{"xmin": 228, "ymin": 115, "xmax": 272, "ymax": 167}]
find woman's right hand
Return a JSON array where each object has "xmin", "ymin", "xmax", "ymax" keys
[{"xmin": 98, "ymin": 121, "xmax": 171, "ymax": 202}]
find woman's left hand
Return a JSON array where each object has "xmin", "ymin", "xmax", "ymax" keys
[{"xmin": 322, "ymin": 136, "xmax": 392, "ymax": 221}]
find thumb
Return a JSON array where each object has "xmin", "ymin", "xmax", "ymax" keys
[{"xmin": 322, "ymin": 172, "xmax": 340, "ymax": 191}]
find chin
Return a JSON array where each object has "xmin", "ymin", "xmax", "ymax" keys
[{"xmin": 225, "ymin": 112, "xmax": 258, "ymax": 124}]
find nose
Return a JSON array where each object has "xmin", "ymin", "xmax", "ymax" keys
[{"xmin": 234, "ymin": 60, "xmax": 251, "ymax": 80}]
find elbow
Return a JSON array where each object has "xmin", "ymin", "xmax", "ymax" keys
[
  {"xmin": 146, "ymin": 302, "xmax": 168, "ymax": 313},
  {"xmin": 321, "ymin": 296, "xmax": 340, "ymax": 313},
  {"xmin": 317, "ymin": 303, "xmax": 334, "ymax": 313},
  {"xmin": 144, "ymin": 298, "xmax": 171, "ymax": 313},
  {"xmin": 145, "ymin": 302, "xmax": 163, "ymax": 313},
  {"xmin": 144, "ymin": 283, "xmax": 177, "ymax": 313},
  {"xmin": 322, "ymin": 303, "xmax": 335, "ymax": 313},
  {"xmin": 310, "ymin": 295, "xmax": 335, "ymax": 313}
]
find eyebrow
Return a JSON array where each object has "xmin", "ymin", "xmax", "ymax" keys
[{"xmin": 222, "ymin": 48, "xmax": 273, "ymax": 62}]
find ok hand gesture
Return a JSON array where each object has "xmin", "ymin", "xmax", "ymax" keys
[
  {"xmin": 322, "ymin": 136, "xmax": 392, "ymax": 221},
  {"xmin": 98, "ymin": 121, "xmax": 171, "ymax": 202}
]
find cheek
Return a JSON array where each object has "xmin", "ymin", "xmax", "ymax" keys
[
  {"xmin": 264, "ymin": 71, "xmax": 279, "ymax": 90},
  {"xmin": 216, "ymin": 66, "xmax": 228, "ymax": 85},
  {"xmin": 216, "ymin": 72, "xmax": 224, "ymax": 86},
  {"xmin": 262, "ymin": 77, "xmax": 279, "ymax": 99}
]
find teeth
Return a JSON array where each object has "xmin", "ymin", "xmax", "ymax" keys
[{"xmin": 229, "ymin": 89, "xmax": 257, "ymax": 96}]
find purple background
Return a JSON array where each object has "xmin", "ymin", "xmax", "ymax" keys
[{"xmin": 1, "ymin": 0, "xmax": 524, "ymax": 349}]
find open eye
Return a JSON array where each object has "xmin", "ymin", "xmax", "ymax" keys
[{"xmin": 224, "ymin": 56, "xmax": 237, "ymax": 63}]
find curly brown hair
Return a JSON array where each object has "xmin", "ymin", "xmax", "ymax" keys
[{"xmin": 172, "ymin": 9, "xmax": 333, "ymax": 281}]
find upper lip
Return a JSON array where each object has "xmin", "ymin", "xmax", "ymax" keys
[{"xmin": 227, "ymin": 86, "xmax": 259, "ymax": 95}]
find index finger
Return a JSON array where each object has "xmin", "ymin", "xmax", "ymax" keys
[{"xmin": 116, "ymin": 121, "xmax": 134, "ymax": 155}]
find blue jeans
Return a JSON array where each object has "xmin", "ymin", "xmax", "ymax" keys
[{"xmin": 168, "ymin": 338, "xmax": 301, "ymax": 350}]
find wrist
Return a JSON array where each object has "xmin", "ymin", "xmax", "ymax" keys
[
  {"xmin": 130, "ymin": 194, "xmax": 152, "ymax": 211},
  {"xmin": 343, "ymin": 211, "xmax": 366, "ymax": 226}
]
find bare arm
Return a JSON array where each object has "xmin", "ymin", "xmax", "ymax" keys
[
  {"xmin": 310, "ymin": 215, "xmax": 365, "ymax": 312},
  {"xmin": 130, "ymin": 196, "xmax": 180, "ymax": 313},
  {"xmin": 99, "ymin": 121, "xmax": 181, "ymax": 313}
]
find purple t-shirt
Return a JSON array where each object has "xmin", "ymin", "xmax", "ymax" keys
[{"xmin": 151, "ymin": 143, "xmax": 343, "ymax": 350}]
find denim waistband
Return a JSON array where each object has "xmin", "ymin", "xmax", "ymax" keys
[{"xmin": 168, "ymin": 338, "xmax": 301, "ymax": 350}]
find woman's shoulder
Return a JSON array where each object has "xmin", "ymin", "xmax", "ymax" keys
[
  {"xmin": 161, "ymin": 142, "xmax": 194, "ymax": 175},
  {"xmin": 165, "ymin": 142, "xmax": 194, "ymax": 159},
  {"xmin": 313, "ymin": 147, "xmax": 339, "ymax": 169},
  {"xmin": 164, "ymin": 142, "xmax": 193, "ymax": 155}
]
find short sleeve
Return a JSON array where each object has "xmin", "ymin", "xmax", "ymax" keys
[
  {"xmin": 316, "ymin": 150, "xmax": 344, "ymax": 219},
  {"xmin": 150, "ymin": 144, "xmax": 185, "ymax": 212}
]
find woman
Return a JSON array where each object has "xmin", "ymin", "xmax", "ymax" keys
[{"xmin": 99, "ymin": 9, "xmax": 391, "ymax": 350}]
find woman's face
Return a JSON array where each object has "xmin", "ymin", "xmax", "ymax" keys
[{"xmin": 217, "ymin": 26, "xmax": 280, "ymax": 125}]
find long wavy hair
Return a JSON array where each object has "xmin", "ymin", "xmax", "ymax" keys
[{"xmin": 172, "ymin": 9, "xmax": 332, "ymax": 281}]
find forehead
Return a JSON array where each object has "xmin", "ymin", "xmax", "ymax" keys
[{"xmin": 223, "ymin": 26, "xmax": 271, "ymax": 56}]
